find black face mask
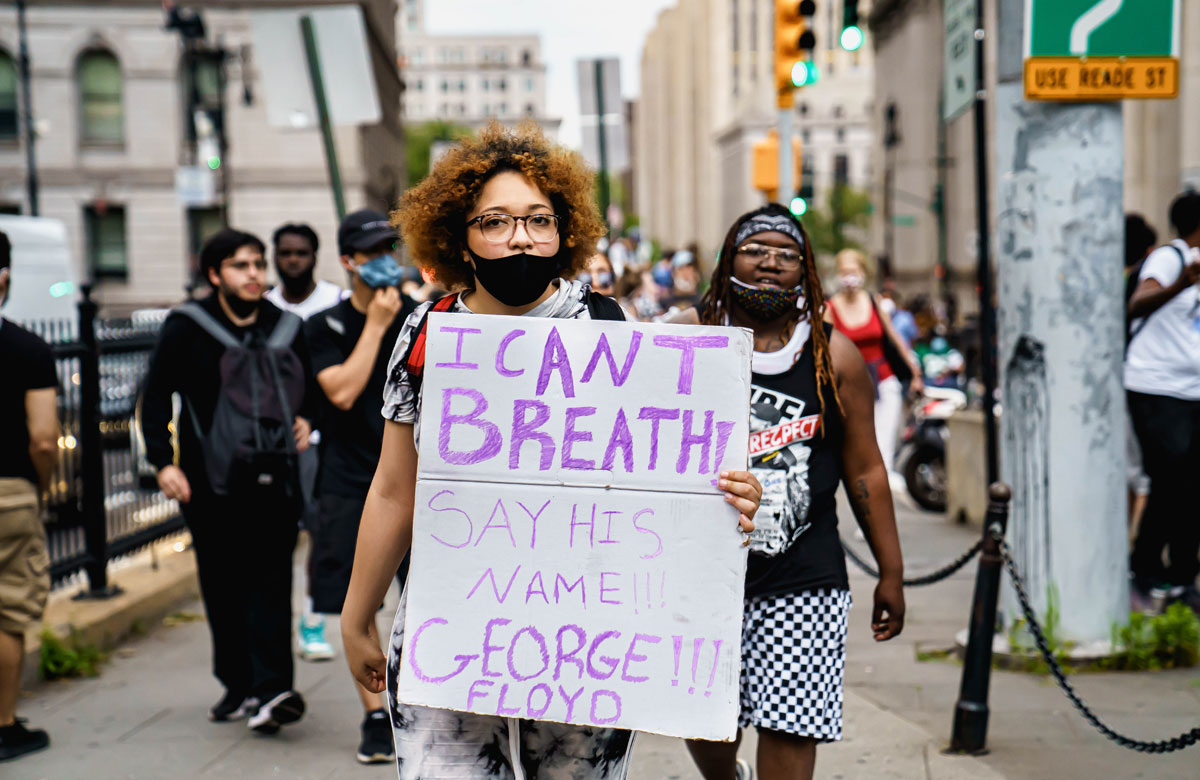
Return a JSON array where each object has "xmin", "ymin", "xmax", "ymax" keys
[
  {"xmin": 220, "ymin": 287, "xmax": 260, "ymax": 319},
  {"xmin": 468, "ymin": 248, "xmax": 563, "ymax": 307},
  {"xmin": 279, "ymin": 265, "xmax": 315, "ymax": 298}
]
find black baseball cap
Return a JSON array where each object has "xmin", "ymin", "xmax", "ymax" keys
[{"xmin": 338, "ymin": 208, "xmax": 397, "ymax": 256}]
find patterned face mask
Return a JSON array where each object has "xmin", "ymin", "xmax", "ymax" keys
[{"xmin": 730, "ymin": 276, "xmax": 805, "ymax": 320}]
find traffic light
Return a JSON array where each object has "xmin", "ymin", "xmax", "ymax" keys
[
  {"xmin": 841, "ymin": 0, "xmax": 863, "ymax": 51},
  {"xmin": 751, "ymin": 130, "xmax": 803, "ymax": 200},
  {"xmin": 775, "ymin": 1, "xmax": 818, "ymax": 107}
]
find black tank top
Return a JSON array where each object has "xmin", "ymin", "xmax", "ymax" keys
[{"xmin": 744, "ymin": 322, "xmax": 848, "ymax": 598}]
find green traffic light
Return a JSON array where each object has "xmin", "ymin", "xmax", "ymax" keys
[
  {"xmin": 207, "ymin": 156, "xmax": 221, "ymax": 170},
  {"xmin": 789, "ymin": 197, "xmax": 808, "ymax": 217},
  {"xmin": 790, "ymin": 60, "xmax": 820, "ymax": 87},
  {"xmin": 840, "ymin": 25, "xmax": 864, "ymax": 51}
]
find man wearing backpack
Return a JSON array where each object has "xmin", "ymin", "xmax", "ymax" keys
[
  {"xmin": 1125, "ymin": 191, "xmax": 1200, "ymax": 614},
  {"xmin": 141, "ymin": 228, "xmax": 318, "ymax": 732},
  {"xmin": 303, "ymin": 209, "xmax": 414, "ymax": 763}
]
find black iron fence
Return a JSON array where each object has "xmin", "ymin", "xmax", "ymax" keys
[{"xmin": 25, "ymin": 285, "xmax": 184, "ymax": 596}]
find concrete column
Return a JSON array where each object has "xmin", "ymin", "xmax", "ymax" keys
[{"xmin": 993, "ymin": 0, "xmax": 1128, "ymax": 646}]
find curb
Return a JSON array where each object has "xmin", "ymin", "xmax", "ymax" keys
[{"xmin": 21, "ymin": 535, "xmax": 200, "ymax": 690}]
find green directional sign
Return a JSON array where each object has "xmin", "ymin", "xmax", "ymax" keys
[
  {"xmin": 1025, "ymin": 0, "xmax": 1179, "ymax": 58},
  {"xmin": 1024, "ymin": 0, "xmax": 1180, "ymax": 101}
]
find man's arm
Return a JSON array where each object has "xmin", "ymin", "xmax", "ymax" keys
[
  {"xmin": 316, "ymin": 289, "xmax": 402, "ymax": 411},
  {"xmin": 1128, "ymin": 248, "xmax": 1200, "ymax": 320},
  {"xmin": 25, "ymin": 388, "xmax": 59, "ymax": 491}
]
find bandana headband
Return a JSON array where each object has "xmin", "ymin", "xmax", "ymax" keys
[{"xmin": 734, "ymin": 214, "xmax": 806, "ymax": 251}]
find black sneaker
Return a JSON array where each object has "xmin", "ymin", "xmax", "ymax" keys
[
  {"xmin": 248, "ymin": 690, "xmax": 306, "ymax": 735},
  {"xmin": 209, "ymin": 691, "xmax": 258, "ymax": 722},
  {"xmin": 356, "ymin": 708, "xmax": 394, "ymax": 764},
  {"xmin": 0, "ymin": 719, "xmax": 50, "ymax": 761}
]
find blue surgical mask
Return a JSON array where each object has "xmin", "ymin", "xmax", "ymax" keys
[{"xmin": 357, "ymin": 253, "xmax": 405, "ymax": 289}]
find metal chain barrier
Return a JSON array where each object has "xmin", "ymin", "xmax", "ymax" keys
[
  {"xmin": 841, "ymin": 538, "xmax": 983, "ymax": 586},
  {"xmin": 1001, "ymin": 541, "xmax": 1200, "ymax": 754}
]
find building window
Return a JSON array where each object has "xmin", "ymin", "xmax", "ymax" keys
[
  {"xmin": 440, "ymin": 79, "xmax": 449, "ymax": 93},
  {"xmin": 833, "ymin": 104, "xmax": 844, "ymax": 118},
  {"xmin": 525, "ymin": 78, "xmax": 534, "ymax": 92},
  {"xmin": 85, "ymin": 204, "xmax": 127, "ymax": 278},
  {"xmin": 78, "ymin": 50, "xmax": 124, "ymax": 144},
  {"xmin": 525, "ymin": 103, "xmax": 534, "ymax": 115},
  {"xmin": 0, "ymin": 51, "xmax": 17, "ymax": 141},
  {"xmin": 799, "ymin": 102, "xmax": 809, "ymax": 116},
  {"xmin": 802, "ymin": 128, "xmax": 811, "ymax": 144},
  {"xmin": 834, "ymin": 154, "xmax": 849, "ymax": 185},
  {"xmin": 482, "ymin": 78, "xmax": 490, "ymax": 91},
  {"xmin": 836, "ymin": 127, "xmax": 845, "ymax": 143},
  {"xmin": 457, "ymin": 79, "xmax": 466, "ymax": 92},
  {"xmin": 187, "ymin": 207, "xmax": 223, "ymax": 282},
  {"xmin": 498, "ymin": 102, "xmax": 507, "ymax": 116},
  {"xmin": 483, "ymin": 104, "xmax": 491, "ymax": 116},
  {"xmin": 415, "ymin": 79, "xmax": 424, "ymax": 91},
  {"xmin": 497, "ymin": 78, "xmax": 507, "ymax": 91},
  {"xmin": 522, "ymin": 49, "xmax": 532, "ymax": 66}
]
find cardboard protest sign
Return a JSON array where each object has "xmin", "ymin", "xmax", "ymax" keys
[{"xmin": 396, "ymin": 313, "xmax": 752, "ymax": 740}]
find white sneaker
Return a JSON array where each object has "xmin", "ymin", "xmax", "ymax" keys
[
  {"xmin": 297, "ymin": 617, "xmax": 335, "ymax": 661},
  {"xmin": 735, "ymin": 758, "xmax": 754, "ymax": 780},
  {"xmin": 248, "ymin": 690, "xmax": 306, "ymax": 734}
]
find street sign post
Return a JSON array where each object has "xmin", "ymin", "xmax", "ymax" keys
[
  {"xmin": 943, "ymin": 0, "xmax": 977, "ymax": 121},
  {"xmin": 1023, "ymin": 0, "xmax": 1180, "ymax": 101}
]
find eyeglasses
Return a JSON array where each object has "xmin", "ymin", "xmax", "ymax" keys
[
  {"xmin": 736, "ymin": 243, "xmax": 803, "ymax": 269},
  {"xmin": 467, "ymin": 213, "xmax": 560, "ymax": 243},
  {"xmin": 578, "ymin": 271, "xmax": 614, "ymax": 288}
]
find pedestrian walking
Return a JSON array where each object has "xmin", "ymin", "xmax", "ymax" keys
[
  {"xmin": 825, "ymin": 249, "xmax": 923, "ymax": 482},
  {"xmin": 141, "ymin": 228, "xmax": 317, "ymax": 732},
  {"xmin": 265, "ymin": 223, "xmax": 346, "ymax": 318},
  {"xmin": 304, "ymin": 208, "xmax": 414, "ymax": 763},
  {"xmin": 1123, "ymin": 214, "xmax": 1156, "ymax": 536},
  {"xmin": 672, "ymin": 204, "xmax": 906, "ymax": 780},
  {"xmin": 339, "ymin": 121, "xmax": 762, "ymax": 779},
  {"xmin": 0, "ymin": 231, "xmax": 57, "ymax": 762},
  {"xmin": 264, "ymin": 222, "xmax": 347, "ymax": 663},
  {"xmin": 1125, "ymin": 192, "xmax": 1200, "ymax": 613}
]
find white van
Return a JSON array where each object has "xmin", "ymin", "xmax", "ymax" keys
[{"xmin": 0, "ymin": 214, "xmax": 82, "ymax": 326}]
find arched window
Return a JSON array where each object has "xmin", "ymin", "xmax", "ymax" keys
[
  {"xmin": 77, "ymin": 50, "xmax": 123, "ymax": 144},
  {"xmin": 0, "ymin": 51, "xmax": 17, "ymax": 141}
]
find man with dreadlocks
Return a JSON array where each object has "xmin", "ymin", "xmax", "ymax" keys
[{"xmin": 671, "ymin": 204, "xmax": 906, "ymax": 780}]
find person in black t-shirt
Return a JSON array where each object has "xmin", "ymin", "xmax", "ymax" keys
[
  {"xmin": 0, "ymin": 230, "xmax": 58, "ymax": 762},
  {"xmin": 141, "ymin": 229, "xmax": 317, "ymax": 734},
  {"xmin": 303, "ymin": 209, "xmax": 413, "ymax": 764},
  {"xmin": 672, "ymin": 205, "xmax": 905, "ymax": 780}
]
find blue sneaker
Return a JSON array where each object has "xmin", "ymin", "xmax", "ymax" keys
[{"xmin": 297, "ymin": 617, "xmax": 335, "ymax": 661}]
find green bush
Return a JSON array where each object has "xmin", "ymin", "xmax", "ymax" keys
[
  {"xmin": 1106, "ymin": 603, "xmax": 1200, "ymax": 671},
  {"xmin": 39, "ymin": 627, "xmax": 104, "ymax": 680}
]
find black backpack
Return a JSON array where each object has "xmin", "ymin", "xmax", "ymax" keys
[
  {"xmin": 176, "ymin": 303, "xmax": 307, "ymax": 509},
  {"xmin": 401, "ymin": 290, "xmax": 626, "ymax": 397}
]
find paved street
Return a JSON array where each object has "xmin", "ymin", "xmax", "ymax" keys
[{"xmin": 8, "ymin": 490, "xmax": 1199, "ymax": 779}]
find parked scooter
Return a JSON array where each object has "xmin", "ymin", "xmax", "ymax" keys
[{"xmin": 897, "ymin": 386, "xmax": 967, "ymax": 512}]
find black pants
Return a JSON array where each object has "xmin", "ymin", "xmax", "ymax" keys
[
  {"xmin": 1127, "ymin": 391, "xmax": 1200, "ymax": 588},
  {"xmin": 310, "ymin": 487, "xmax": 410, "ymax": 614},
  {"xmin": 184, "ymin": 489, "xmax": 299, "ymax": 700}
]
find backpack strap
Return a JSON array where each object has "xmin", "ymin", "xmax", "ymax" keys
[
  {"xmin": 175, "ymin": 302, "xmax": 239, "ymax": 349},
  {"xmin": 586, "ymin": 290, "xmax": 627, "ymax": 321},
  {"xmin": 402, "ymin": 293, "xmax": 460, "ymax": 394},
  {"xmin": 267, "ymin": 311, "xmax": 303, "ymax": 350},
  {"xmin": 1127, "ymin": 243, "xmax": 1188, "ymax": 349}
]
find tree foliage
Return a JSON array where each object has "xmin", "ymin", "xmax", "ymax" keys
[
  {"xmin": 802, "ymin": 185, "xmax": 873, "ymax": 264},
  {"xmin": 406, "ymin": 120, "xmax": 473, "ymax": 187}
]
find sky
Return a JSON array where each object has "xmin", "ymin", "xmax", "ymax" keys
[{"xmin": 424, "ymin": 0, "xmax": 679, "ymax": 150}]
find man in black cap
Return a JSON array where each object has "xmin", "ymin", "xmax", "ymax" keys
[{"xmin": 303, "ymin": 209, "xmax": 416, "ymax": 763}]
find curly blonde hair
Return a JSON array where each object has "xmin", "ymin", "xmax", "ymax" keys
[{"xmin": 393, "ymin": 120, "xmax": 606, "ymax": 290}]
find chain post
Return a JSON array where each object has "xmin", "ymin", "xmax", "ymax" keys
[{"xmin": 948, "ymin": 482, "xmax": 1012, "ymax": 754}]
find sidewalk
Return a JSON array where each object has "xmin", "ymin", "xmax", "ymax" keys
[{"xmin": 7, "ymin": 493, "xmax": 1198, "ymax": 778}]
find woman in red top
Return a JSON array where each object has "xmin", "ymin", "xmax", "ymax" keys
[{"xmin": 825, "ymin": 249, "xmax": 922, "ymax": 478}]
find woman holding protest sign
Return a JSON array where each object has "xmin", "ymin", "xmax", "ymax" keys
[
  {"xmin": 340, "ymin": 120, "xmax": 763, "ymax": 779},
  {"xmin": 671, "ymin": 204, "xmax": 905, "ymax": 780}
]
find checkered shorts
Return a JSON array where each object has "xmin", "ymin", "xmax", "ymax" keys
[{"xmin": 739, "ymin": 588, "xmax": 851, "ymax": 742}]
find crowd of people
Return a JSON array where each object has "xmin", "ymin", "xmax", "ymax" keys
[{"xmin": 7, "ymin": 120, "xmax": 1191, "ymax": 779}]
